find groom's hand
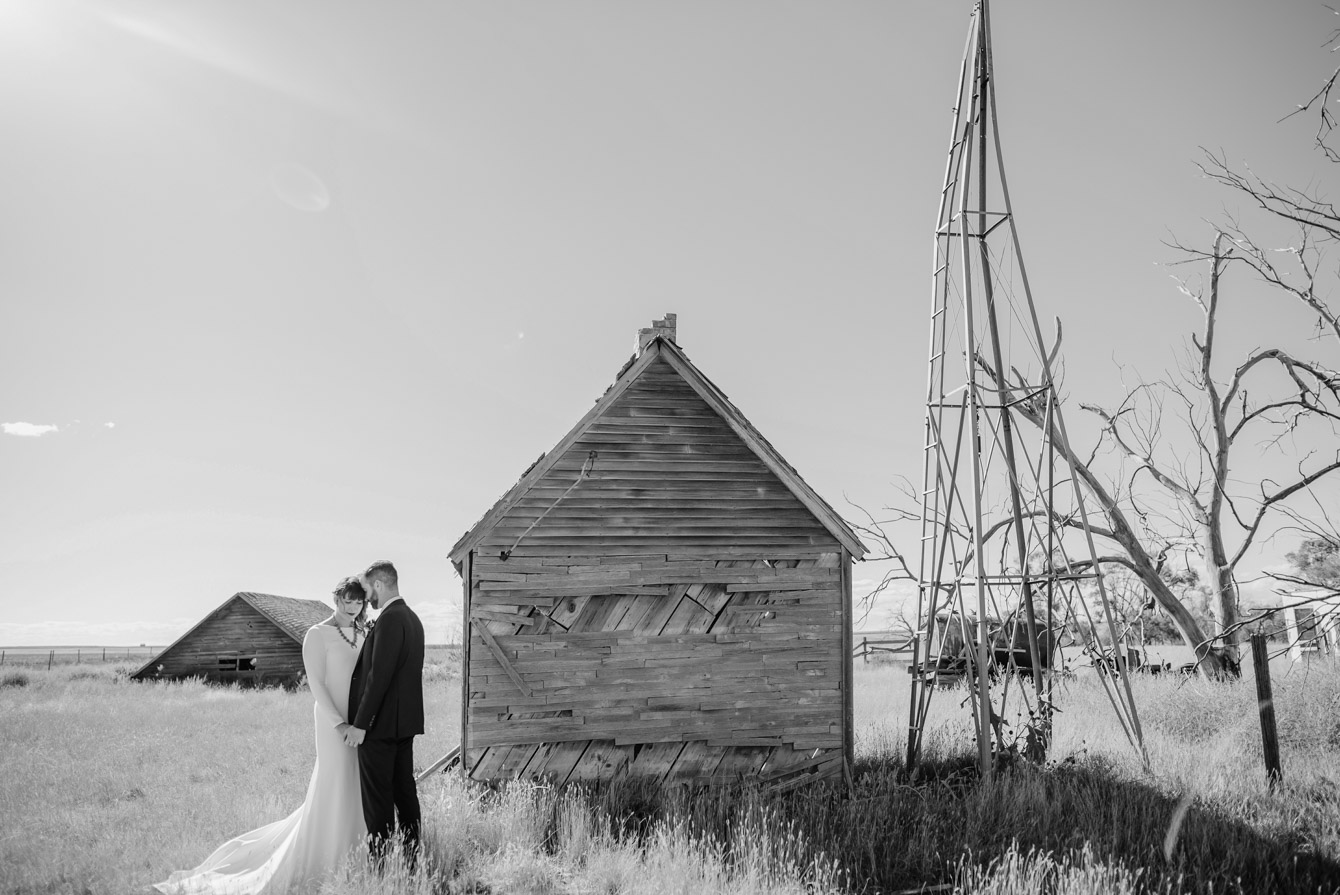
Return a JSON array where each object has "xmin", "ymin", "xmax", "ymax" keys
[{"xmin": 343, "ymin": 726, "xmax": 367, "ymax": 747}]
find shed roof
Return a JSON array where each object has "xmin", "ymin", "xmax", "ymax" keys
[
  {"xmin": 449, "ymin": 334, "xmax": 866, "ymax": 563},
  {"xmin": 132, "ymin": 592, "xmax": 331, "ymax": 678},
  {"xmin": 240, "ymin": 592, "xmax": 333, "ymax": 640}
]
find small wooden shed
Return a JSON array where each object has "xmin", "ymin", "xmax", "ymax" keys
[
  {"xmin": 450, "ymin": 315, "xmax": 867, "ymax": 789},
  {"xmin": 132, "ymin": 592, "xmax": 330, "ymax": 686},
  {"xmin": 1281, "ymin": 588, "xmax": 1340, "ymax": 660}
]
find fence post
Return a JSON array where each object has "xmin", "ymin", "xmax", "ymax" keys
[
  {"xmin": 48, "ymin": 650, "xmax": 54, "ymax": 671},
  {"xmin": 1251, "ymin": 633, "xmax": 1283, "ymax": 788},
  {"xmin": 861, "ymin": 637, "xmax": 868, "ymax": 665},
  {"xmin": 102, "ymin": 648, "xmax": 107, "ymax": 662},
  {"xmin": 76, "ymin": 649, "xmax": 80, "ymax": 665}
]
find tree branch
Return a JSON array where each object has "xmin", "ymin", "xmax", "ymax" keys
[
  {"xmin": 1081, "ymin": 401, "xmax": 1207, "ymax": 520},
  {"xmin": 1228, "ymin": 455, "xmax": 1340, "ymax": 569}
]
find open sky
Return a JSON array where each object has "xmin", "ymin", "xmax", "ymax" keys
[{"xmin": 1, "ymin": 0, "xmax": 1334, "ymax": 646}]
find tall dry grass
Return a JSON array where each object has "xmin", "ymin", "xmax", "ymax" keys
[
  {"xmin": 4, "ymin": 656, "xmax": 1340, "ymax": 893},
  {"xmin": 0, "ymin": 663, "xmax": 459, "ymax": 894}
]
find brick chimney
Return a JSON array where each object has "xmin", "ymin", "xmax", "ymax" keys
[{"xmin": 636, "ymin": 313, "xmax": 677, "ymax": 355}]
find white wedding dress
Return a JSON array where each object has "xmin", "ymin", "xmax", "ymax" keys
[{"xmin": 155, "ymin": 624, "xmax": 366, "ymax": 895}]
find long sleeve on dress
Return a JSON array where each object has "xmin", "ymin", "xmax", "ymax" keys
[{"xmin": 303, "ymin": 627, "xmax": 346, "ymax": 729}]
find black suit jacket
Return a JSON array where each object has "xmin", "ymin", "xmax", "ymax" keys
[{"xmin": 349, "ymin": 599, "xmax": 425, "ymax": 740}]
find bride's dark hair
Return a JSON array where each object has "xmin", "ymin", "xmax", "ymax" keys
[{"xmin": 333, "ymin": 576, "xmax": 368, "ymax": 628}]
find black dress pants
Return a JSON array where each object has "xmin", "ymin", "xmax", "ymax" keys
[{"xmin": 357, "ymin": 735, "xmax": 421, "ymax": 865}]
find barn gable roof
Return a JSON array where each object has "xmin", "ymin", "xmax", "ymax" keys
[
  {"xmin": 449, "ymin": 334, "xmax": 866, "ymax": 563},
  {"xmin": 240, "ymin": 592, "xmax": 333, "ymax": 640},
  {"xmin": 131, "ymin": 592, "xmax": 330, "ymax": 679}
]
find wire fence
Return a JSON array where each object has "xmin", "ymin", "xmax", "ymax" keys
[{"xmin": 0, "ymin": 647, "xmax": 161, "ymax": 669}]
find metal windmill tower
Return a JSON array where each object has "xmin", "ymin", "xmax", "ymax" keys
[{"xmin": 906, "ymin": 0, "xmax": 1146, "ymax": 778}]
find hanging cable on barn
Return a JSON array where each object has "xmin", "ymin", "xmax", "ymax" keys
[{"xmin": 499, "ymin": 451, "xmax": 597, "ymax": 561}]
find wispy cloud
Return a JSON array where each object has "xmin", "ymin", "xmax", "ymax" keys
[{"xmin": 2, "ymin": 422, "xmax": 59, "ymax": 437}]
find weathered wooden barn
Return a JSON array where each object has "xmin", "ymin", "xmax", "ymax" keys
[
  {"xmin": 450, "ymin": 315, "xmax": 867, "ymax": 789},
  {"xmin": 132, "ymin": 592, "xmax": 330, "ymax": 686}
]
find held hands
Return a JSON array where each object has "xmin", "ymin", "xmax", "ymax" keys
[{"xmin": 342, "ymin": 726, "xmax": 367, "ymax": 747}]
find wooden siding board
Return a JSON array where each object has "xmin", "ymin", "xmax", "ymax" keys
[
  {"xmin": 627, "ymin": 742, "xmax": 688, "ymax": 781},
  {"xmin": 469, "ymin": 746, "xmax": 513, "ymax": 781},
  {"xmin": 477, "ymin": 570, "xmax": 839, "ymax": 589},
  {"xmin": 449, "ymin": 348, "xmax": 664, "ymax": 563},
  {"xmin": 471, "ymin": 622, "xmax": 533, "ymax": 697},
  {"xmin": 667, "ymin": 743, "xmax": 727, "ymax": 780},
  {"xmin": 146, "ymin": 600, "xmax": 307, "ymax": 682},
  {"xmin": 567, "ymin": 742, "xmax": 631, "ymax": 783},
  {"xmin": 497, "ymin": 743, "xmax": 543, "ymax": 780},
  {"xmin": 533, "ymin": 742, "xmax": 590, "ymax": 786},
  {"xmin": 474, "ymin": 546, "xmax": 840, "ymax": 559},
  {"xmin": 514, "ymin": 489, "xmax": 802, "ymax": 502},
  {"xmin": 461, "ymin": 427, "xmax": 856, "ymax": 788},
  {"xmin": 134, "ymin": 593, "xmax": 328, "ymax": 682},
  {"xmin": 478, "ymin": 538, "xmax": 842, "ymax": 552},
  {"xmin": 710, "ymin": 746, "xmax": 773, "ymax": 782},
  {"xmin": 486, "ymin": 514, "xmax": 828, "ymax": 530},
  {"xmin": 450, "ymin": 340, "xmax": 866, "ymax": 563},
  {"xmin": 653, "ymin": 347, "xmax": 866, "ymax": 558},
  {"xmin": 657, "ymin": 596, "xmax": 713, "ymax": 638},
  {"xmin": 469, "ymin": 358, "xmax": 842, "ymax": 557}
]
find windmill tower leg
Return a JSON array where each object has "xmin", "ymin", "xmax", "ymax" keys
[{"xmin": 905, "ymin": 0, "xmax": 1145, "ymax": 778}]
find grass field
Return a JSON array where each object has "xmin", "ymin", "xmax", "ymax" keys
[{"xmin": 2, "ymin": 652, "xmax": 1339, "ymax": 894}]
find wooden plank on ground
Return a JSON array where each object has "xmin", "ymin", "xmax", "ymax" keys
[
  {"xmin": 766, "ymin": 755, "xmax": 843, "ymax": 793},
  {"xmin": 759, "ymin": 749, "xmax": 834, "ymax": 782}
]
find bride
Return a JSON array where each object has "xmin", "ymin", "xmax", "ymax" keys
[{"xmin": 155, "ymin": 577, "xmax": 369, "ymax": 894}]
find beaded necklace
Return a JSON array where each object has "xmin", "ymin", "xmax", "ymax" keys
[{"xmin": 335, "ymin": 623, "xmax": 360, "ymax": 650}]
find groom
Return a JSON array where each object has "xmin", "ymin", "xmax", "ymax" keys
[{"xmin": 345, "ymin": 560, "xmax": 425, "ymax": 866}]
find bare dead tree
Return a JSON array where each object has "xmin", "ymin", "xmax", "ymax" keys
[
  {"xmin": 846, "ymin": 488, "xmax": 917, "ymax": 626},
  {"xmin": 857, "ymin": 30, "xmax": 1340, "ymax": 677},
  {"xmin": 1279, "ymin": 5, "xmax": 1340, "ymax": 163},
  {"xmin": 1087, "ymin": 233, "xmax": 1340, "ymax": 667},
  {"xmin": 955, "ymin": 215, "xmax": 1336, "ymax": 678},
  {"xmin": 976, "ymin": 351, "xmax": 1233, "ymax": 675},
  {"xmin": 1012, "ymin": 37, "xmax": 1340, "ymax": 673}
]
